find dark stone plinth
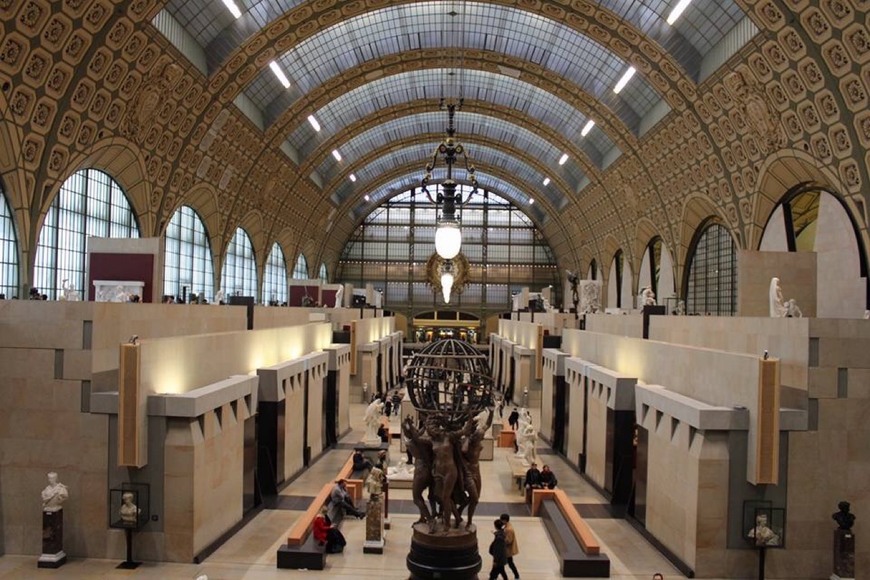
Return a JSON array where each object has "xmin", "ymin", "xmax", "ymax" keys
[
  {"xmin": 277, "ymin": 536, "xmax": 326, "ymax": 570},
  {"xmin": 38, "ymin": 509, "xmax": 66, "ymax": 568},
  {"xmin": 833, "ymin": 529, "xmax": 855, "ymax": 579},
  {"xmin": 406, "ymin": 522, "xmax": 482, "ymax": 580}
]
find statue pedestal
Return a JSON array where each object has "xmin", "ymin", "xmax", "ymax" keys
[
  {"xmin": 38, "ymin": 509, "xmax": 66, "ymax": 568},
  {"xmin": 363, "ymin": 496, "xmax": 385, "ymax": 554},
  {"xmin": 831, "ymin": 529, "xmax": 855, "ymax": 580},
  {"xmin": 406, "ymin": 522, "xmax": 481, "ymax": 580}
]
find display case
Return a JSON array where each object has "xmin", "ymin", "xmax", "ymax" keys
[{"xmin": 109, "ymin": 483, "xmax": 149, "ymax": 530}]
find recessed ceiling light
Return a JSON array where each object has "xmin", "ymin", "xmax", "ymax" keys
[
  {"xmin": 364, "ymin": 194, "xmax": 370, "ymax": 201},
  {"xmin": 529, "ymin": 198, "xmax": 535, "ymax": 205},
  {"xmin": 307, "ymin": 115, "xmax": 321, "ymax": 132},
  {"xmin": 221, "ymin": 0, "xmax": 242, "ymax": 19},
  {"xmin": 614, "ymin": 66, "xmax": 636, "ymax": 94},
  {"xmin": 542, "ymin": 177, "xmax": 550, "ymax": 186},
  {"xmin": 269, "ymin": 61, "xmax": 290, "ymax": 88},
  {"xmin": 667, "ymin": 0, "xmax": 693, "ymax": 25},
  {"xmin": 349, "ymin": 173, "xmax": 357, "ymax": 182},
  {"xmin": 558, "ymin": 153, "xmax": 569, "ymax": 165},
  {"xmin": 581, "ymin": 119, "xmax": 595, "ymax": 137},
  {"xmin": 332, "ymin": 149, "xmax": 342, "ymax": 161}
]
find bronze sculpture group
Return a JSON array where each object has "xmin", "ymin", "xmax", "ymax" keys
[{"xmin": 402, "ymin": 408, "xmax": 493, "ymax": 533}]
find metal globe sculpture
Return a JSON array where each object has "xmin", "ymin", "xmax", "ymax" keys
[{"xmin": 404, "ymin": 339, "xmax": 493, "ymax": 430}]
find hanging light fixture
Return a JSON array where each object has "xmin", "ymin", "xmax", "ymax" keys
[
  {"xmin": 422, "ymin": 102, "xmax": 477, "ymax": 260},
  {"xmin": 440, "ymin": 261, "xmax": 455, "ymax": 303}
]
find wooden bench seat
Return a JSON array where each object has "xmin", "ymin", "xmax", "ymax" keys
[
  {"xmin": 539, "ymin": 500, "xmax": 609, "ymax": 577},
  {"xmin": 553, "ymin": 489, "xmax": 600, "ymax": 555},
  {"xmin": 278, "ymin": 453, "xmax": 355, "ymax": 569}
]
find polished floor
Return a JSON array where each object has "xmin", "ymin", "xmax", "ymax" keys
[{"xmin": 0, "ymin": 405, "xmax": 684, "ymax": 579}]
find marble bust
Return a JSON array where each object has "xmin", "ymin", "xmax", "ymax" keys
[
  {"xmin": 41, "ymin": 472, "xmax": 69, "ymax": 513},
  {"xmin": 833, "ymin": 501, "xmax": 855, "ymax": 531},
  {"xmin": 365, "ymin": 466, "xmax": 385, "ymax": 498},
  {"xmin": 748, "ymin": 513, "xmax": 780, "ymax": 546},
  {"xmin": 119, "ymin": 492, "xmax": 141, "ymax": 525}
]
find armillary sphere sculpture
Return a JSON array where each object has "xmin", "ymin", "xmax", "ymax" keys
[{"xmin": 403, "ymin": 339, "xmax": 495, "ymax": 580}]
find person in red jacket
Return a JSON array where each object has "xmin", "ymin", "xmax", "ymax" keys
[{"xmin": 313, "ymin": 507, "xmax": 346, "ymax": 553}]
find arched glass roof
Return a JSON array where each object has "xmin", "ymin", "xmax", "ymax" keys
[
  {"xmin": 288, "ymin": 69, "xmax": 617, "ymax": 164},
  {"xmin": 245, "ymin": 3, "xmax": 660, "ymax": 130},
  {"xmin": 164, "ymin": 0, "xmax": 749, "ymax": 85},
  {"xmin": 316, "ymin": 111, "xmax": 590, "ymax": 191}
]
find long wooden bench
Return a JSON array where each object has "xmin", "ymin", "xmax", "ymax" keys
[
  {"xmin": 277, "ymin": 454, "xmax": 357, "ymax": 570},
  {"xmin": 537, "ymin": 489, "xmax": 609, "ymax": 577}
]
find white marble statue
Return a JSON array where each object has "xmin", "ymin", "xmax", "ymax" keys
[
  {"xmin": 580, "ymin": 280, "xmax": 601, "ymax": 314},
  {"xmin": 769, "ymin": 277, "xmax": 788, "ymax": 318},
  {"xmin": 785, "ymin": 298, "xmax": 802, "ymax": 318},
  {"xmin": 641, "ymin": 285, "xmax": 656, "ymax": 307},
  {"xmin": 60, "ymin": 279, "xmax": 81, "ymax": 301},
  {"xmin": 364, "ymin": 465, "xmax": 385, "ymax": 498},
  {"xmin": 363, "ymin": 398, "xmax": 384, "ymax": 444},
  {"xmin": 675, "ymin": 299, "xmax": 686, "ymax": 316},
  {"xmin": 387, "ymin": 456, "xmax": 414, "ymax": 479},
  {"xmin": 41, "ymin": 472, "xmax": 69, "ymax": 512},
  {"xmin": 517, "ymin": 422, "xmax": 538, "ymax": 466},
  {"xmin": 334, "ymin": 285, "xmax": 344, "ymax": 308},
  {"xmin": 214, "ymin": 290, "xmax": 225, "ymax": 305},
  {"xmin": 864, "ymin": 310, "xmax": 870, "ymax": 320},
  {"xmin": 119, "ymin": 491, "xmax": 140, "ymax": 525}
]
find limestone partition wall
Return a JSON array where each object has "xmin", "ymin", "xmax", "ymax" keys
[
  {"xmin": 324, "ymin": 344, "xmax": 352, "ymax": 436},
  {"xmin": 304, "ymin": 352, "xmax": 329, "ymax": 460},
  {"xmin": 353, "ymin": 342, "xmax": 378, "ymax": 402},
  {"xmin": 251, "ymin": 306, "xmax": 313, "ymax": 329},
  {"xmin": 512, "ymin": 345, "xmax": 538, "ymax": 407},
  {"xmin": 540, "ymin": 349, "xmax": 557, "ymax": 441},
  {"xmin": 157, "ymin": 376, "xmax": 257, "ymax": 563},
  {"xmin": 584, "ymin": 313, "xmax": 644, "ymax": 338},
  {"xmin": 564, "ymin": 359, "xmax": 587, "ymax": 470},
  {"xmin": 0, "ymin": 301, "xmax": 247, "ymax": 559}
]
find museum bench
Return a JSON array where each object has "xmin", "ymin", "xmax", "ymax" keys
[
  {"xmin": 506, "ymin": 454, "xmax": 529, "ymax": 492},
  {"xmin": 539, "ymin": 492, "xmax": 610, "ymax": 577},
  {"xmin": 277, "ymin": 453, "xmax": 356, "ymax": 570}
]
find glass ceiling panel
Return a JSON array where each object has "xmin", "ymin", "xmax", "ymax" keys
[
  {"xmin": 317, "ymin": 111, "xmax": 588, "ymax": 190},
  {"xmin": 244, "ymin": 2, "xmax": 657, "ymax": 126},
  {"xmin": 165, "ymin": 0, "xmax": 749, "ymax": 87},
  {"xmin": 288, "ymin": 69, "xmax": 618, "ymax": 166}
]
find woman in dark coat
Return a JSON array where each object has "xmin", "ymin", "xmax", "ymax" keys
[{"xmin": 488, "ymin": 518, "xmax": 508, "ymax": 579}]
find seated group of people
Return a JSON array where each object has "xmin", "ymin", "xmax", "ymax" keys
[
  {"xmin": 524, "ymin": 462, "xmax": 557, "ymax": 490},
  {"xmin": 312, "ymin": 477, "xmax": 367, "ymax": 554}
]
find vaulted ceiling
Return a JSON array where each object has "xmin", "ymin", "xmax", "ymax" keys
[{"xmin": 154, "ymin": 0, "xmax": 755, "ymax": 257}]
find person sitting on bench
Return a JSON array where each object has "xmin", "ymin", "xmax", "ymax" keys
[
  {"xmin": 328, "ymin": 479, "xmax": 365, "ymax": 523},
  {"xmin": 524, "ymin": 462, "xmax": 542, "ymax": 494},
  {"xmin": 539, "ymin": 464, "xmax": 558, "ymax": 489},
  {"xmin": 352, "ymin": 450, "xmax": 372, "ymax": 475},
  {"xmin": 313, "ymin": 507, "xmax": 347, "ymax": 553}
]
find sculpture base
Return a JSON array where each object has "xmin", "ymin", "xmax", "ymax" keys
[
  {"xmin": 406, "ymin": 522, "xmax": 482, "ymax": 580},
  {"xmin": 37, "ymin": 551, "xmax": 66, "ymax": 569},
  {"xmin": 364, "ymin": 538, "xmax": 385, "ymax": 554},
  {"xmin": 833, "ymin": 529, "xmax": 855, "ymax": 579},
  {"xmin": 116, "ymin": 560, "xmax": 142, "ymax": 570}
]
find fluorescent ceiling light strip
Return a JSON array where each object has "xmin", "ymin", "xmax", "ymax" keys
[
  {"xmin": 613, "ymin": 66, "xmax": 636, "ymax": 94},
  {"xmin": 332, "ymin": 149, "xmax": 342, "ymax": 161},
  {"xmin": 349, "ymin": 173, "xmax": 357, "ymax": 182},
  {"xmin": 221, "ymin": 0, "xmax": 242, "ymax": 19},
  {"xmin": 667, "ymin": 0, "xmax": 693, "ymax": 25},
  {"xmin": 307, "ymin": 115, "xmax": 321, "ymax": 132},
  {"xmin": 558, "ymin": 153, "xmax": 569, "ymax": 165},
  {"xmin": 581, "ymin": 119, "xmax": 595, "ymax": 137},
  {"xmin": 542, "ymin": 177, "xmax": 550, "ymax": 186},
  {"xmin": 269, "ymin": 61, "xmax": 291, "ymax": 88}
]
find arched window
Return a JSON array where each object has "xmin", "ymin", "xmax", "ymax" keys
[
  {"xmin": 319, "ymin": 263, "xmax": 328, "ymax": 283},
  {"xmin": 163, "ymin": 205, "xmax": 214, "ymax": 302},
  {"xmin": 221, "ymin": 227, "xmax": 257, "ymax": 298},
  {"xmin": 639, "ymin": 237, "xmax": 675, "ymax": 302},
  {"xmin": 263, "ymin": 242, "xmax": 288, "ymax": 305},
  {"xmin": 587, "ymin": 259, "xmax": 597, "ymax": 280},
  {"xmin": 0, "ymin": 184, "xmax": 19, "ymax": 298},
  {"xmin": 35, "ymin": 169, "xmax": 139, "ymax": 300},
  {"xmin": 685, "ymin": 221, "xmax": 736, "ymax": 315},
  {"xmin": 293, "ymin": 253, "xmax": 308, "ymax": 279},
  {"xmin": 608, "ymin": 250, "xmax": 624, "ymax": 308}
]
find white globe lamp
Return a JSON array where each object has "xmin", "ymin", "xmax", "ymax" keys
[{"xmin": 435, "ymin": 221, "xmax": 462, "ymax": 260}]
